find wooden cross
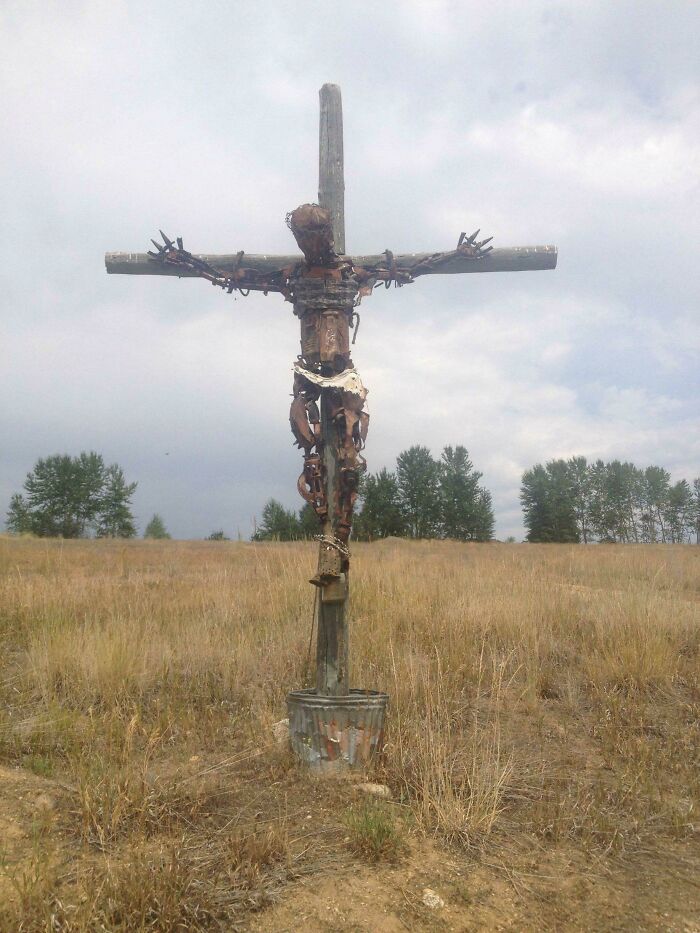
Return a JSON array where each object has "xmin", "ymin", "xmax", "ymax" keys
[{"xmin": 106, "ymin": 84, "xmax": 557, "ymax": 698}]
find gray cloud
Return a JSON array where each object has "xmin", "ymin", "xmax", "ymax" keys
[{"xmin": 1, "ymin": 0, "xmax": 698, "ymax": 539}]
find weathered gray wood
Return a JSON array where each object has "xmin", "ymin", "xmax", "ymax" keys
[
  {"xmin": 104, "ymin": 251, "xmax": 300, "ymax": 276},
  {"xmin": 315, "ymin": 86, "xmax": 349, "ymax": 696},
  {"xmin": 316, "ymin": 389, "xmax": 349, "ymax": 696},
  {"xmin": 357, "ymin": 245, "xmax": 558, "ymax": 275},
  {"xmin": 105, "ymin": 245, "xmax": 557, "ymax": 277},
  {"xmin": 318, "ymin": 84, "xmax": 345, "ymax": 254},
  {"xmin": 316, "ymin": 591, "xmax": 349, "ymax": 695}
]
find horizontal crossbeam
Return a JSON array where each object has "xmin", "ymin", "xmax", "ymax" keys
[{"xmin": 105, "ymin": 245, "xmax": 557, "ymax": 277}]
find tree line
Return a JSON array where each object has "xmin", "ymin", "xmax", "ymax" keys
[
  {"xmin": 254, "ymin": 444, "xmax": 495, "ymax": 542},
  {"xmin": 521, "ymin": 457, "xmax": 700, "ymax": 544},
  {"xmin": 5, "ymin": 452, "xmax": 171, "ymax": 540},
  {"xmin": 6, "ymin": 449, "xmax": 698, "ymax": 545}
]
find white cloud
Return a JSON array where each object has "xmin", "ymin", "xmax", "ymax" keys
[
  {"xmin": 467, "ymin": 102, "xmax": 700, "ymax": 199},
  {"xmin": 1, "ymin": 0, "xmax": 698, "ymax": 541}
]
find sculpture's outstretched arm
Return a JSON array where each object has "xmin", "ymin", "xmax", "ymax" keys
[
  {"xmin": 353, "ymin": 229, "xmax": 494, "ymax": 292},
  {"xmin": 146, "ymin": 231, "xmax": 298, "ymax": 297}
]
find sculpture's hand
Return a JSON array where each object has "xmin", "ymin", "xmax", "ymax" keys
[
  {"xmin": 408, "ymin": 229, "xmax": 494, "ymax": 277},
  {"xmin": 148, "ymin": 231, "xmax": 231, "ymax": 286},
  {"xmin": 147, "ymin": 231, "xmax": 292, "ymax": 296},
  {"xmin": 456, "ymin": 229, "xmax": 494, "ymax": 255},
  {"xmin": 353, "ymin": 228, "xmax": 495, "ymax": 292}
]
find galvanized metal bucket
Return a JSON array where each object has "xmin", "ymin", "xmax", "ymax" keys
[{"xmin": 287, "ymin": 688, "xmax": 389, "ymax": 773}]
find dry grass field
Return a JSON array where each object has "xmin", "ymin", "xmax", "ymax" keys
[{"xmin": 0, "ymin": 536, "xmax": 698, "ymax": 931}]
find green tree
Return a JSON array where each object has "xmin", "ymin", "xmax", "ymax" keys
[
  {"xmin": 622, "ymin": 462, "xmax": 644, "ymax": 543},
  {"xmin": 6, "ymin": 452, "xmax": 136, "ymax": 539},
  {"xmin": 547, "ymin": 460, "xmax": 580, "ymax": 543},
  {"xmin": 28, "ymin": 452, "xmax": 104, "ymax": 537},
  {"xmin": 588, "ymin": 459, "xmax": 631, "ymax": 542},
  {"xmin": 96, "ymin": 465, "xmax": 137, "ymax": 538},
  {"xmin": 521, "ymin": 464, "xmax": 551, "ymax": 542},
  {"xmin": 587, "ymin": 459, "xmax": 610, "ymax": 542},
  {"xmin": 593, "ymin": 460, "xmax": 642, "ymax": 543},
  {"xmin": 355, "ymin": 468, "xmax": 406, "ymax": 540},
  {"xmin": 206, "ymin": 530, "xmax": 230, "ymax": 540},
  {"xmin": 523, "ymin": 455, "xmax": 697, "ymax": 546},
  {"xmin": 640, "ymin": 466, "xmax": 671, "ymax": 542},
  {"xmin": 438, "ymin": 446, "xmax": 493, "ymax": 541},
  {"xmin": 664, "ymin": 480, "xmax": 693, "ymax": 544},
  {"xmin": 473, "ymin": 488, "xmax": 496, "ymax": 542},
  {"xmin": 396, "ymin": 445, "xmax": 441, "ymax": 539},
  {"xmin": 144, "ymin": 514, "xmax": 171, "ymax": 539},
  {"xmin": 521, "ymin": 460, "xmax": 579, "ymax": 543},
  {"xmin": 253, "ymin": 499, "xmax": 301, "ymax": 541},
  {"xmin": 566, "ymin": 456, "xmax": 593, "ymax": 543},
  {"xmin": 6, "ymin": 494, "xmax": 32, "ymax": 534}
]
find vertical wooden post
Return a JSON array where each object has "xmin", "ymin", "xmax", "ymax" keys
[
  {"xmin": 318, "ymin": 83, "xmax": 345, "ymax": 255},
  {"xmin": 316, "ymin": 83, "xmax": 350, "ymax": 696},
  {"xmin": 315, "ymin": 392, "xmax": 349, "ymax": 695}
]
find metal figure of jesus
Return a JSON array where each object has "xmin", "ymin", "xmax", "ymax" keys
[{"xmin": 106, "ymin": 84, "xmax": 557, "ymax": 704}]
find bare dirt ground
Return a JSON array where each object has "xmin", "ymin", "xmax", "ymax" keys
[
  {"xmin": 1, "ymin": 750, "xmax": 699, "ymax": 932},
  {"xmin": 0, "ymin": 538, "xmax": 698, "ymax": 930}
]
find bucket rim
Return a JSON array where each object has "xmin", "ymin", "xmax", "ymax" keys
[{"xmin": 287, "ymin": 687, "xmax": 389, "ymax": 707}]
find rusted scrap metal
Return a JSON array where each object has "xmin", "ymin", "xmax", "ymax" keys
[
  {"xmin": 286, "ymin": 203, "xmax": 338, "ymax": 266},
  {"xmin": 407, "ymin": 230, "xmax": 493, "ymax": 276},
  {"xmin": 293, "ymin": 275, "xmax": 358, "ymax": 369},
  {"xmin": 292, "ymin": 364, "xmax": 369, "ymax": 550},
  {"xmin": 146, "ymin": 206, "xmax": 489, "ymax": 590},
  {"xmin": 297, "ymin": 453, "xmax": 327, "ymax": 522},
  {"xmin": 282, "ymin": 205, "xmax": 370, "ymax": 575},
  {"xmin": 144, "ymin": 211, "xmax": 494, "ymax": 305},
  {"xmin": 147, "ymin": 230, "xmax": 295, "ymax": 297},
  {"xmin": 353, "ymin": 230, "xmax": 494, "ymax": 292},
  {"xmin": 295, "ymin": 368, "xmax": 368, "ymax": 455},
  {"xmin": 290, "ymin": 370, "xmax": 321, "ymax": 453},
  {"xmin": 106, "ymin": 81, "xmax": 557, "ymax": 716}
]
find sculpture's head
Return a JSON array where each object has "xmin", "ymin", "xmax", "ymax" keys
[{"xmin": 286, "ymin": 203, "xmax": 336, "ymax": 266}]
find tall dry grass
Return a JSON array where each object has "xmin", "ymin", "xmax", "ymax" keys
[{"xmin": 0, "ymin": 536, "xmax": 698, "ymax": 926}]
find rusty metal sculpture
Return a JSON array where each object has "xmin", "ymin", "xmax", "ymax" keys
[
  {"xmin": 143, "ymin": 203, "xmax": 494, "ymax": 625},
  {"xmin": 106, "ymin": 84, "xmax": 557, "ymax": 767}
]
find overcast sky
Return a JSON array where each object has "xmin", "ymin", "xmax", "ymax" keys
[{"xmin": 2, "ymin": 1, "xmax": 698, "ymax": 540}]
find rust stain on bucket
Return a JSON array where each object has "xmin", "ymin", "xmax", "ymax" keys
[{"xmin": 287, "ymin": 688, "xmax": 388, "ymax": 773}]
